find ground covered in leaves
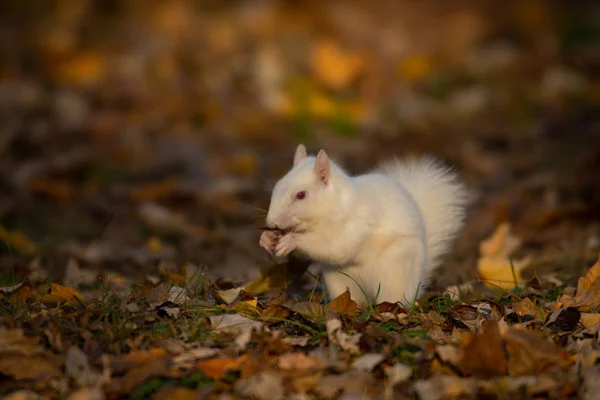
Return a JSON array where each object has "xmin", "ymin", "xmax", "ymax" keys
[{"xmin": 1, "ymin": 1, "xmax": 600, "ymax": 399}]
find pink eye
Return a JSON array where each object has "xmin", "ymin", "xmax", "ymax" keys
[{"xmin": 296, "ymin": 191, "xmax": 306, "ymax": 200}]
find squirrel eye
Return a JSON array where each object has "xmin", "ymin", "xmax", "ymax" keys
[{"xmin": 295, "ymin": 191, "xmax": 306, "ymax": 200}]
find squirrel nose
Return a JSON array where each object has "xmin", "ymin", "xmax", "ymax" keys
[{"xmin": 265, "ymin": 216, "xmax": 277, "ymax": 229}]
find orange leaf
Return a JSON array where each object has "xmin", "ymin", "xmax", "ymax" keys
[
  {"xmin": 37, "ymin": 283, "xmax": 84, "ymax": 306},
  {"xmin": 197, "ymin": 355, "xmax": 249, "ymax": 380},
  {"xmin": 0, "ymin": 282, "xmax": 36, "ymax": 303},
  {"xmin": 124, "ymin": 348, "xmax": 168, "ymax": 363},
  {"xmin": 311, "ymin": 40, "xmax": 364, "ymax": 90},
  {"xmin": 131, "ymin": 178, "xmax": 180, "ymax": 202},
  {"xmin": 56, "ymin": 51, "xmax": 107, "ymax": 86}
]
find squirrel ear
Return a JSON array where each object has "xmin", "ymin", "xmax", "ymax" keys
[
  {"xmin": 314, "ymin": 150, "xmax": 330, "ymax": 185},
  {"xmin": 293, "ymin": 144, "xmax": 307, "ymax": 166}
]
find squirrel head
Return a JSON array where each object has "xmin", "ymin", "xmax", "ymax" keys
[{"xmin": 266, "ymin": 144, "xmax": 348, "ymax": 232}]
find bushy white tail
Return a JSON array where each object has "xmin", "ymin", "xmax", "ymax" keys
[{"xmin": 380, "ymin": 156, "xmax": 467, "ymax": 272}]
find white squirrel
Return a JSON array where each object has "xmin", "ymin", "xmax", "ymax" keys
[{"xmin": 259, "ymin": 144, "xmax": 467, "ymax": 306}]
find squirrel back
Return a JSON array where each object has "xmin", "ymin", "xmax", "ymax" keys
[{"xmin": 378, "ymin": 156, "xmax": 467, "ymax": 273}]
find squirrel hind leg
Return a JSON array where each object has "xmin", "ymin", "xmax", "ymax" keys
[{"xmin": 370, "ymin": 237, "xmax": 427, "ymax": 306}]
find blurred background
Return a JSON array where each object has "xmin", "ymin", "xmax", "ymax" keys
[{"xmin": 0, "ymin": 0, "xmax": 599, "ymax": 289}]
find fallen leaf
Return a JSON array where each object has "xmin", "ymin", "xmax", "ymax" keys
[
  {"xmin": 383, "ymin": 363, "xmax": 413, "ymax": 398},
  {"xmin": 315, "ymin": 371, "xmax": 373, "ymax": 399},
  {"xmin": 397, "ymin": 54, "xmax": 433, "ymax": 83},
  {"xmin": 217, "ymin": 287, "xmax": 243, "ymax": 304},
  {"xmin": 502, "ymin": 327, "xmax": 572, "ymax": 376},
  {"xmin": 56, "ymin": 51, "xmax": 107, "ymax": 86},
  {"xmin": 458, "ymin": 319, "xmax": 507, "ymax": 378},
  {"xmin": 480, "ymin": 222, "xmax": 521, "ymax": 258},
  {"xmin": 478, "ymin": 256, "xmax": 530, "ymax": 290},
  {"xmin": 278, "ymin": 352, "xmax": 324, "ymax": 371},
  {"xmin": 124, "ymin": 348, "xmax": 168, "ymax": 363},
  {"xmin": 326, "ymin": 318, "xmax": 361, "ymax": 354},
  {"xmin": 172, "ymin": 348, "xmax": 220, "ymax": 370},
  {"xmin": 0, "ymin": 354, "xmax": 60, "ymax": 380},
  {"xmin": 65, "ymin": 346, "xmax": 103, "ymax": 387},
  {"xmin": 0, "ymin": 225, "xmax": 38, "ymax": 254},
  {"xmin": 234, "ymin": 370, "xmax": 285, "ymax": 400},
  {"xmin": 209, "ymin": 313, "xmax": 263, "ymax": 335},
  {"xmin": 261, "ymin": 305, "xmax": 291, "ymax": 323},
  {"xmin": 352, "ymin": 353, "xmax": 385, "ymax": 372},
  {"xmin": 0, "ymin": 282, "xmax": 36, "ymax": 303},
  {"xmin": 581, "ymin": 313, "xmax": 600, "ymax": 328},
  {"xmin": 197, "ymin": 355, "xmax": 249, "ymax": 380},
  {"xmin": 414, "ymin": 375, "xmax": 477, "ymax": 400},
  {"xmin": 37, "ymin": 283, "xmax": 84, "ymax": 306},
  {"xmin": 511, "ymin": 297, "xmax": 539, "ymax": 318},
  {"xmin": 545, "ymin": 307, "xmax": 580, "ymax": 331},
  {"xmin": 562, "ymin": 256, "xmax": 600, "ymax": 311},
  {"xmin": 131, "ymin": 178, "xmax": 180, "ymax": 202},
  {"xmin": 0, "ymin": 329, "xmax": 43, "ymax": 355},
  {"xmin": 326, "ymin": 290, "xmax": 359, "ymax": 317},
  {"xmin": 310, "ymin": 40, "xmax": 364, "ymax": 90}
]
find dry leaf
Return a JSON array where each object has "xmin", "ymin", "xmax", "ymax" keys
[
  {"xmin": 352, "ymin": 353, "xmax": 385, "ymax": 372},
  {"xmin": 397, "ymin": 55, "xmax": 433, "ymax": 83},
  {"xmin": 0, "ymin": 282, "xmax": 36, "ymax": 303},
  {"xmin": 37, "ymin": 283, "xmax": 84, "ymax": 306},
  {"xmin": 0, "ymin": 328, "xmax": 43, "ymax": 355},
  {"xmin": 326, "ymin": 290, "xmax": 359, "ymax": 317},
  {"xmin": 581, "ymin": 313, "xmax": 600, "ymax": 328},
  {"xmin": 124, "ymin": 348, "xmax": 168, "ymax": 363},
  {"xmin": 326, "ymin": 318, "xmax": 361, "ymax": 354},
  {"xmin": 310, "ymin": 40, "xmax": 364, "ymax": 90},
  {"xmin": 563, "ymin": 256, "xmax": 600, "ymax": 311},
  {"xmin": 0, "ymin": 354, "xmax": 60, "ymax": 380},
  {"xmin": 278, "ymin": 352, "xmax": 324, "ymax": 371},
  {"xmin": 458, "ymin": 319, "xmax": 507, "ymax": 378},
  {"xmin": 480, "ymin": 223, "xmax": 521, "ymax": 258},
  {"xmin": 197, "ymin": 355, "xmax": 249, "ymax": 380},
  {"xmin": 478, "ymin": 256, "xmax": 530, "ymax": 290},
  {"xmin": 0, "ymin": 225, "xmax": 38, "ymax": 254},
  {"xmin": 502, "ymin": 327, "xmax": 573, "ymax": 376}
]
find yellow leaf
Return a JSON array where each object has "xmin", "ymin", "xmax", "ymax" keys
[
  {"xmin": 311, "ymin": 40, "xmax": 364, "ymax": 90},
  {"xmin": 197, "ymin": 355, "xmax": 248, "ymax": 380},
  {"xmin": 37, "ymin": 283, "xmax": 84, "ymax": 306},
  {"xmin": 581, "ymin": 313, "xmax": 600, "ymax": 328},
  {"xmin": 217, "ymin": 287, "xmax": 243, "ymax": 304},
  {"xmin": 397, "ymin": 55, "xmax": 433, "ymax": 83},
  {"xmin": 478, "ymin": 256, "xmax": 530, "ymax": 290},
  {"xmin": 231, "ymin": 300, "xmax": 260, "ymax": 318},
  {"xmin": 0, "ymin": 226, "xmax": 38, "ymax": 254},
  {"xmin": 56, "ymin": 52, "xmax": 106, "ymax": 86},
  {"xmin": 479, "ymin": 223, "xmax": 521, "ymax": 258},
  {"xmin": 147, "ymin": 237, "xmax": 163, "ymax": 254},
  {"xmin": 244, "ymin": 265, "xmax": 290, "ymax": 296}
]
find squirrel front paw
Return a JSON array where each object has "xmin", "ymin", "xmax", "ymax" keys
[
  {"xmin": 259, "ymin": 230, "xmax": 282, "ymax": 254},
  {"xmin": 274, "ymin": 233, "xmax": 297, "ymax": 257}
]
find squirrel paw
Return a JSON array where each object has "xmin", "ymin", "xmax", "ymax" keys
[
  {"xmin": 259, "ymin": 230, "xmax": 281, "ymax": 254},
  {"xmin": 274, "ymin": 233, "xmax": 297, "ymax": 257}
]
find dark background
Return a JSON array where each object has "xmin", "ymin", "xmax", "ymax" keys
[{"xmin": 0, "ymin": 0, "xmax": 599, "ymax": 289}]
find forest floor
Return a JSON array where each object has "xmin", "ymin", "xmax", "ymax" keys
[{"xmin": 1, "ymin": 1, "xmax": 600, "ymax": 399}]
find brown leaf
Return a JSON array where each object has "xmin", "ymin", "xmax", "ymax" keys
[
  {"xmin": 0, "ymin": 282, "xmax": 36, "ymax": 303},
  {"xmin": 131, "ymin": 178, "xmax": 181, "ymax": 202},
  {"xmin": 0, "ymin": 328, "xmax": 43, "ymax": 355},
  {"xmin": 545, "ymin": 307, "xmax": 580, "ymax": 331},
  {"xmin": 326, "ymin": 290, "xmax": 359, "ymax": 317},
  {"xmin": 196, "ymin": 355, "xmax": 249, "ymax": 380},
  {"xmin": 502, "ymin": 327, "xmax": 573, "ymax": 376},
  {"xmin": 565, "ymin": 256, "xmax": 600, "ymax": 311},
  {"xmin": 124, "ymin": 348, "xmax": 168, "ymax": 363},
  {"xmin": 458, "ymin": 319, "xmax": 507, "ymax": 378},
  {"xmin": 0, "ymin": 354, "xmax": 60, "ymax": 380},
  {"xmin": 36, "ymin": 283, "xmax": 84, "ymax": 306},
  {"xmin": 261, "ymin": 305, "xmax": 291, "ymax": 322}
]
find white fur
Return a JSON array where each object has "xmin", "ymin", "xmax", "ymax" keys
[{"xmin": 262, "ymin": 146, "xmax": 467, "ymax": 306}]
